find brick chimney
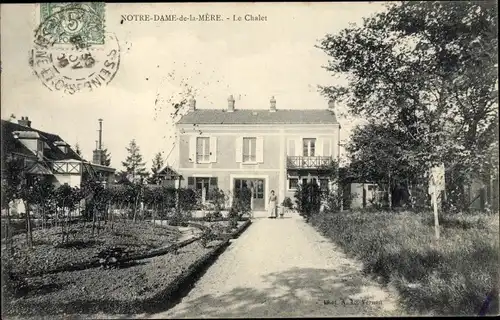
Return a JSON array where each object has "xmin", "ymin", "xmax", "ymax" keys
[
  {"xmin": 188, "ymin": 97, "xmax": 196, "ymax": 112},
  {"xmin": 227, "ymin": 95, "xmax": 235, "ymax": 112},
  {"xmin": 270, "ymin": 96, "xmax": 276, "ymax": 112},
  {"xmin": 92, "ymin": 149, "xmax": 104, "ymax": 165},
  {"xmin": 18, "ymin": 116, "xmax": 32, "ymax": 127}
]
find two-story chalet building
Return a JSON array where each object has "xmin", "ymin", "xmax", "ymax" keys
[
  {"xmin": 1, "ymin": 117, "xmax": 116, "ymax": 189},
  {"xmin": 174, "ymin": 96, "xmax": 340, "ymax": 211}
]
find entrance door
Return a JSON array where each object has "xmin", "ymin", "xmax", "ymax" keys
[
  {"xmin": 234, "ymin": 178, "xmax": 265, "ymax": 211},
  {"xmin": 251, "ymin": 179, "xmax": 265, "ymax": 210}
]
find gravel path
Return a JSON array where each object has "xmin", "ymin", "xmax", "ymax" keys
[{"xmin": 135, "ymin": 213, "xmax": 402, "ymax": 318}]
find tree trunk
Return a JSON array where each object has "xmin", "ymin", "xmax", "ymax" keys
[
  {"xmin": 160, "ymin": 200, "xmax": 164, "ymax": 226},
  {"xmin": 388, "ymin": 171, "xmax": 392, "ymax": 210},
  {"xmin": 127, "ymin": 203, "xmax": 131, "ymax": 222},
  {"xmin": 407, "ymin": 181, "xmax": 415, "ymax": 210},
  {"xmin": 97, "ymin": 207, "xmax": 101, "ymax": 236},
  {"xmin": 24, "ymin": 202, "xmax": 33, "ymax": 248},
  {"xmin": 92, "ymin": 207, "xmax": 96, "ymax": 237},
  {"xmin": 119, "ymin": 202, "xmax": 125, "ymax": 223},
  {"xmin": 104, "ymin": 203, "xmax": 108, "ymax": 225},
  {"xmin": 6, "ymin": 207, "xmax": 13, "ymax": 255},
  {"xmin": 61, "ymin": 200, "xmax": 67, "ymax": 244},
  {"xmin": 41, "ymin": 206, "xmax": 45, "ymax": 230},
  {"xmin": 68, "ymin": 204, "xmax": 72, "ymax": 242},
  {"xmin": 3, "ymin": 208, "xmax": 8, "ymax": 241},
  {"xmin": 109, "ymin": 203, "xmax": 115, "ymax": 230},
  {"xmin": 133, "ymin": 194, "xmax": 140, "ymax": 223},
  {"xmin": 152, "ymin": 203, "xmax": 156, "ymax": 227}
]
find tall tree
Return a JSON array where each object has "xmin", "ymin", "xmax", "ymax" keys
[
  {"xmin": 149, "ymin": 152, "xmax": 165, "ymax": 185},
  {"xmin": 121, "ymin": 139, "xmax": 147, "ymax": 183},
  {"xmin": 318, "ymin": 1, "xmax": 498, "ymax": 210},
  {"xmin": 101, "ymin": 148, "xmax": 112, "ymax": 167},
  {"xmin": 1, "ymin": 157, "xmax": 25, "ymax": 251},
  {"xmin": 346, "ymin": 122, "xmax": 423, "ymax": 208}
]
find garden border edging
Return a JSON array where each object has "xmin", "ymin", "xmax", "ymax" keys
[
  {"xmin": 136, "ymin": 238, "xmax": 231, "ymax": 314},
  {"xmin": 231, "ymin": 219, "xmax": 252, "ymax": 239},
  {"xmin": 111, "ymin": 219, "xmax": 253, "ymax": 314},
  {"xmin": 23, "ymin": 234, "xmax": 203, "ymax": 278},
  {"xmin": 5, "ymin": 217, "xmax": 254, "ymax": 316}
]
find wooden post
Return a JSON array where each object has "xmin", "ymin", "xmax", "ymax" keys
[
  {"xmin": 175, "ymin": 177, "xmax": 180, "ymax": 214},
  {"xmin": 433, "ymin": 184, "xmax": 440, "ymax": 240}
]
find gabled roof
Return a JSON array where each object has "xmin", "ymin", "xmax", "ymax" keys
[
  {"xmin": 177, "ymin": 109, "xmax": 339, "ymax": 125},
  {"xmin": 1, "ymin": 119, "xmax": 83, "ymax": 162},
  {"xmin": 157, "ymin": 164, "xmax": 180, "ymax": 177}
]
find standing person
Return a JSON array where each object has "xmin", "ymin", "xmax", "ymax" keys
[{"xmin": 268, "ymin": 190, "xmax": 278, "ymax": 218}]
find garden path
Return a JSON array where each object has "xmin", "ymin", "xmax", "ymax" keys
[{"xmin": 137, "ymin": 212, "xmax": 402, "ymax": 318}]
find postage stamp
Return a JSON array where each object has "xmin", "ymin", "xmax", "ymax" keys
[
  {"xmin": 37, "ymin": 3, "xmax": 106, "ymax": 48},
  {"xmin": 31, "ymin": 3, "xmax": 120, "ymax": 94}
]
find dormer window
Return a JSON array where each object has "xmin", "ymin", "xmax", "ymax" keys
[
  {"xmin": 37, "ymin": 140, "xmax": 44, "ymax": 153},
  {"xmin": 13, "ymin": 131, "xmax": 45, "ymax": 159},
  {"xmin": 54, "ymin": 141, "xmax": 68, "ymax": 154}
]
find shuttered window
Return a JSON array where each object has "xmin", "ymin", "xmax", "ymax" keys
[
  {"xmin": 196, "ymin": 137, "xmax": 210, "ymax": 162},
  {"xmin": 243, "ymin": 137, "xmax": 257, "ymax": 162},
  {"xmin": 303, "ymin": 138, "xmax": 316, "ymax": 156},
  {"xmin": 187, "ymin": 177, "xmax": 195, "ymax": 189}
]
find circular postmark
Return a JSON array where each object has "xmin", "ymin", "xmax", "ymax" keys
[{"xmin": 30, "ymin": 5, "xmax": 120, "ymax": 95}]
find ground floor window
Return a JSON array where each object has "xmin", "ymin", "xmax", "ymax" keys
[
  {"xmin": 288, "ymin": 177, "xmax": 299, "ymax": 190},
  {"xmin": 319, "ymin": 178, "xmax": 329, "ymax": 192},
  {"xmin": 302, "ymin": 177, "xmax": 318, "ymax": 185},
  {"xmin": 187, "ymin": 177, "xmax": 218, "ymax": 201}
]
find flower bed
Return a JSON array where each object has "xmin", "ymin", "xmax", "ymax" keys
[
  {"xmin": 4, "ymin": 239, "xmax": 228, "ymax": 317},
  {"xmin": 1, "ymin": 221, "xmax": 182, "ymax": 276}
]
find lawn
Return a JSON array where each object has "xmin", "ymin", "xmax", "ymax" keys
[{"xmin": 309, "ymin": 210, "xmax": 499, "ymax": 316}]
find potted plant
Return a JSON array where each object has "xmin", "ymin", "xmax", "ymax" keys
[{"xmin": 281, "ymin": 197, "xmax": 294, "ymax": 218}]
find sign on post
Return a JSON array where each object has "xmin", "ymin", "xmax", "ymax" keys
[{"xmin": 428, "ymin": 163, "xmax": 445, "ymax": 240}]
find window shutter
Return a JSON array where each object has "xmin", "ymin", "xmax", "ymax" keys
[
  {"xmin": 296, "ymin": 138, "xmax": 302, "ymax": 157},
  {"xmin": 256, "ymin": 137, "xmax": 264, "ymax": 163},
  {"xmin": 209, "ymin": 177, "xmax": 218, "ymax": 188},
  {"xmin": 288, "ymin": 139, "xmax": 295, "ymax": 156},
  {"xmin": 323, "ymin": 139, "xmax": 330, "ymax": 157},
  {"xmin": 235, "ymin": 137, "xmax": 243, "ymax": 162},
  {"xmin": 210, "ymin": 137, "xmax": 217, "ymax": 163},
  {"xmin": 317, "ymin": 138, "xmax": 323, "ymax": 156},
  {"xmin": 189, "ymin": 136, "xmax": 196, "ymax": 163},
  {"xmin": 187, "ymin": 177, "xmax": 195, "ymax": 189}
]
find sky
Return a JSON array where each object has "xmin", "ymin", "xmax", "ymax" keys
[{"xmin": 1, "ymin": 2, "xmax": 387, "ymax": 171}]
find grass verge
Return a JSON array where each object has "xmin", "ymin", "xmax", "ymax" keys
[{"xmin": 309, "ymin": 210, "xmax": 499, "ymax": 316}]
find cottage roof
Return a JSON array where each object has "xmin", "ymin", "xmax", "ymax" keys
[
  {"xmin": 1, "ymin": 119, "xmax": 83, "ymax": 162},
  {"xmin": 177, "ymin": 109, "xmax": 339, "ymax": 125},
  {"xmin": 157, "ymin": 164, "xmax": 180, "ymax": 177}
]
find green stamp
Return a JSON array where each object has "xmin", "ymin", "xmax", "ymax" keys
[{"xmin": 37, "ymin": 3, "xmax": 105, "ymax": 47}]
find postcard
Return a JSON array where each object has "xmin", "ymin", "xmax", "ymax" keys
[{"xmin": 1, "ymin": 2, "xmax": 498, "ymax": 319}]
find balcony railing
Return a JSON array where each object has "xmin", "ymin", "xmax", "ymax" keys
[{"xmin": 287, "ymin": 156, "xmax": 333, "ymax": 169}]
